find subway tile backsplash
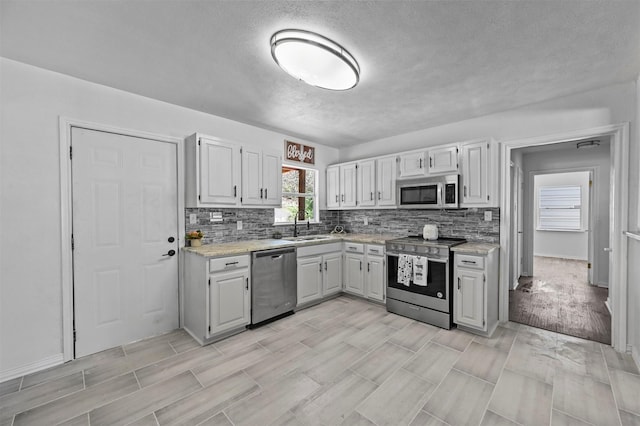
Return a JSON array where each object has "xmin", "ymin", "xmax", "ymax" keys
[{"xmin": 185, "ymin": 207, "xmax": 499, "ymax": 245}]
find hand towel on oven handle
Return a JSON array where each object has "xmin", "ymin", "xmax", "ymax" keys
[
  {"xmin": 397, "ymin": 254, "xmax": 413, "ymax": 286},
  {"xmin": 413, "ymin": 256, "xmax": 428, "ymax": 286}
]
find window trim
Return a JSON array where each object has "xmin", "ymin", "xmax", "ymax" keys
[{"xmin": 274, "ymin": 165, "xmax": 319, "ymax": 225}]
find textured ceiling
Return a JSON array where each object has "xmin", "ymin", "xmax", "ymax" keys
[{"xmin": 2, "ymin": 1, "xmax": 639, "ymax": 148}]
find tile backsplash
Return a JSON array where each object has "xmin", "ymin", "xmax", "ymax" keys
[{"xmin": 185, "ymin": 207, "xmax": 499, "ymax": 244}]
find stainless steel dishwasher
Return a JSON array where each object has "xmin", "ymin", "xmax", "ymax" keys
[{"xmin": 251, "ymin": 247, "xmax": 297, "ymax": 325}]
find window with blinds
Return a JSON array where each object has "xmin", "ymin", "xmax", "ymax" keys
[{"xmin": 537, "ymin": 185, "xmax": 582, "ymax": 231}]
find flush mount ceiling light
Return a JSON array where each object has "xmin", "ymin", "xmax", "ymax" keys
[
  {"xmin": 576, "ymin": 140, "xmax": 601, "ymax": 149},
  {"xmin": 270, "ymin": 29, "xmax": 360, "ymax": 91}
]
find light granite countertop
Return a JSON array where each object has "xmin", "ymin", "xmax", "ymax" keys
[
  {"xmin": 451, "ymin": 242, "xmax": 500, "ymax": 255},
  {"xmin": 183, "ymin": 233, "xmax": 401, "ymax": 258}
]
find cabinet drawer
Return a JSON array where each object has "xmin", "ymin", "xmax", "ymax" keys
[
  {"xmin": 366, "ymin": 244, "xmax": 385, "ymax": 256},
  {"xmin": 456, "ymin": 254, "xmax": 484, "ymax": 270},
  {"xmin": 210, "ymin": 255, "xmax": 249, "ymax": 272},
  {"xmin": 344, "ymin": 242, "xmax": 364, "ymax": 254}
]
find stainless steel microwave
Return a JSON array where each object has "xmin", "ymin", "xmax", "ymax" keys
[{"xmin": 397, "ymin": 174, "xmax": 459, "ymax": 209}]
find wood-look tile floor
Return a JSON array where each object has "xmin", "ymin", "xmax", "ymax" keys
[
  {"xmin": 2, "ymin": 295, "xmax": 639, "ymax": 426},
  {"xmin": 509, "ymin": 256, "xmax": 611, "ymax": 344}
]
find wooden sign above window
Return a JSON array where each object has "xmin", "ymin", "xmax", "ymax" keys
[{"xmin": 285, "ymin": 140, "xmax": 315, "ymax": 165}]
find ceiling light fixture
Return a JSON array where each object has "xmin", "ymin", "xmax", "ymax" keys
[
  {"xmin": 576, "ymin": 140, "xmax": 600, "ymax": 149},
  {"xmin": 270, "ymin": 29, "xmax": 360, "ymax": 91}
]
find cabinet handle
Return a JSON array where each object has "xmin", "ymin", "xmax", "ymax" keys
[
  {"xmin": 464, "ymin": 186, "xmax": 467, "ymax": 197},
  {"xmin": 265, "ymin": 188, "xmax": 267, "ymax": 199},
  {"xmin": 359, "ymin": 261, "xmax": 362, "ymax": 271},
  {"xmin": 319, "ymin": 263, "xmax": 323, "ymax": 273},
  {"xmin": 260, "ymin": 188, "xmax": 263, "ymax": 199},
  {"xmin": 367, "ymin": 262, "xmax": 370, "ymax": 272},
  {"xmin": 341, "ymin": 194, "xmax": 345, "ymax": 202},
  {"xmin": 419, "ymin": 158, "xmax": 423, "ymax": 169},
  {"xmin": 430, "ymin": 157, "xmax": 433, "ymax": 168},
  {"xmin": 378, "ymin": 191, "xmax": 381, "ymax": 200},
  {"xmin": 458, "ymin": 277, "xmax": 461, "ymax": 290},
  {"xmin": 246, "ymin": 277, "xmax": 249, "ymax": 290},
  {"xmin": 324, "ymin": 261, "xmax": 328, "ymax": 271},
  {"xmin": 225, "ymin": 261, "xmax": 239, "ymax": 266},
  {"xmin": 233, "ymin": 185, "xmax": 237, "ymax": 197},
  {"xmin": 461, "ymin": 260, "xmax": 477, "ymax": 265},
  {"xmin": 370, "ymin": 249, "xmax": 379, "ymax": 253},
  {"xmin": 370, "ymin": 192, "xmax": 373, "ymax": 201}
]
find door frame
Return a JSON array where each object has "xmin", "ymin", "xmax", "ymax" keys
[
  {"xmin": 59, "ymin": 117, "xmax": 185, "ymax": 361},
  {"xmin": 499, "ymin": 123, "xmax": 629, "ymax": 351},
  {"xmin": 525, "ymin": 167, "xmax": 598, "ymax": 284}
]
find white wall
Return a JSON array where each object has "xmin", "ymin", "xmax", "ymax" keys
[
  {"xmin": 522, "ymin": 145, "xmax": 610, "ymax": 286},
  {"xmin": 0, "ymin": 58, "xmax": 339, "ymax": 378},
  {"xmin": 630, "ymin": 75, "xmax": 640, "ymax": 367},
  {"xmin": 533, "ymin": 171, "xmax": 590, "ymax": 261}
]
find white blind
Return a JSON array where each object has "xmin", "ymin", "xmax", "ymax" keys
[{"xmin": 538, "ymin": 185, "xmax": 582, "ymax": 230}]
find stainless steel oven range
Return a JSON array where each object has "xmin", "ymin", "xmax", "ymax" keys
[{"xmin": 385, "ymin": 236, "xmax": 466, "ymax": 329}]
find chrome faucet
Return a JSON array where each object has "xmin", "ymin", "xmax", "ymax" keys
[{"xmin": 293, "ymin": 216, "xmax": 298, "ymax": 237}]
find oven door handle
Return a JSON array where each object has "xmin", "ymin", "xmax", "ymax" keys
[{"xmin": 386, "ymin": 253, "xmax": 448, "ymax": 263}]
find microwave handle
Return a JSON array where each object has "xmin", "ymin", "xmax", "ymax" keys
[{"xmin": 438, "ymin": 183, "xmax": 443, "ymax": 207}]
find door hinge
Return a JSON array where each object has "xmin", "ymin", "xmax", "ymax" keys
[
  {"xmin": 487, "ymin": 195, "xmax": 490, "ymax": 201},
  {"xmin": 198, "ymin": 195, "xmax": 201, "ymax": 201},
  {"xmin": 483, "ymin": 319, "xmax": 486, "ymax": 326},
  {"xmin": 208, "ymin": 325, "xmax": 211, "ymax": 332},
  {"xmin": 198, "ymin": 139, "xmax": 201, "ymax": 146},
  {"xmin": 71, "ymin": 234, "xmax": 74, "ymax": 250},
  {"xmin": 240, "ymin": 147, "xmax": 242, "ymax": 154},
  {"xmin": 73, "ymin": 329, "xmax": 77, "ymax": 342},
  {"xmin": 483, "ymin": 274, "xmax": 486, "ymax": 283},
  {"xmin": 589, "ymin": 180, "xmax": 593, "ymax": 187},
  {"xmin": 208, "ymin": 278, "xmax": 211, "ymax": 286},
  {"xmin": 487, "ymin": 143, "xmax": 490, "ymax": 149},
  {"xmin": 69, "ymin": 146, "xmax": 73, "ymax": 160},
  {"xmin": 587, "ymin": 263, "xmax": 592, "ymax": 269}
]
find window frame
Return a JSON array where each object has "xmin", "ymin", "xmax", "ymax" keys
[{"xmin": 274, "ymin": 165, "xmax": 319, "ymax": 225}]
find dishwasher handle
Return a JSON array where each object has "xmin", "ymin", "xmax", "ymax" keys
[{"xmin": 253, "ymin": 247, "xmax": 296, "ymax": 259}]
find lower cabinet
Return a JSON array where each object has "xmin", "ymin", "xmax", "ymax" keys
[
  {"xmin": 344, "ymin": 243, "xmax": 365, "ymax": 296},
  {"xmin": 344, "ymin": 243, "xmax": 386, "ymax": 302},
  {"xmin": 297, "ymin": 243, "xmax": 343, "ymax": 307},
  {"xmin": 366, "ymin": 250, "xmax": 385, "ymax": 302},
  {"xmin": 183, "ymin": 252, "xmax": 250, "ymax": 345},
  {"xmin": 453, "ymin": 249, "xmax": 499, "ymax": 337}
]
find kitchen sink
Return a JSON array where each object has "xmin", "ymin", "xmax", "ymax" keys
[{"xmin": 281, "ymin": 235, "xmax": 334, "ymax": 241}]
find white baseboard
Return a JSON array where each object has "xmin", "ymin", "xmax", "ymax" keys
[
  {"xmin": 512, "ymin": 280, "xmax": 519, "ymax": 290},
  {"xmin": 0, "ymin": 353, "xmax": 64, "ymax": 383},
  {"xmin": 633, "ymin": 345, "xmax": 640, "ymax": 373}
]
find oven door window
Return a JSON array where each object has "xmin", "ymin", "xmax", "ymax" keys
[
  {"xmin": 387, "ymin": 255, "xmax": 447, "ymax": 298},
  {"xmin": 400, "ymin": 185, "xmax": 438, "ymax": 205}
]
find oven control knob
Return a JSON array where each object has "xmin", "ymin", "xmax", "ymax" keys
[
  {"xmin": 430, "ymin": 247, "xmax": 438, "ymax": 254},
  {"xmin": 437, "ymin": 292, "xmax": 443, "ymax": 298}
]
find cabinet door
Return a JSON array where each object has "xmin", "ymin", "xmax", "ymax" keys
[
  {"xmin": 323, "ymin": 252, "xmax": 343, "ymax": 296},
  {"xmin": 428, "ymin": 146, "xmax": 459, "ymax": 175},
  {"xmin": 297, "ymin": 256, "xmax": 323, "ymax": 305},
  {"xmin": 455, "ymin": 268, "xmax": 485, "ymax": 330},
  {"xmin": 461, "ymin": 142, "xmax": 489, "ymax": 205},
  {"xmin": 398, "ymin": 152, "xmax": 426, "ymax": 178},
  {"xmin": 367, "ymin": 255, "xmax": 385, "ymax": 301},
  {"xmin": 340, "ymin": 164, "xmax": 358, "ymax": 207},
  {"xmin": 200, "ymin": 137, "xmax": 240, "ymax": 205},
  {"xmin": 357, "ymin": 160, "xmax": 376, "ymax": 207},
  {"xmin": 327, "ymin": 166, "xmax": 340, "ymax": 208},
  {"xmin": 262, "ymin": 151, "xmax": 282, "ymax": 206},
  {"xmin": 377, "ymin": 156, "xmax": 397, "ymax": 206},
  {"xmin": 241, "ymin": 147, "xmax": 263, "ymax": 205},
  {"xmin": 209, "ymin": 270, "xmax": 250, "ymax": 336},
  {"xmin": 344, "ymin": 253, "xmax": 364, "ymax": 296}
]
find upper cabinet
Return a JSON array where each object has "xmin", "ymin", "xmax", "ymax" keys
[
  {"xmin": 241, "ymin": 147, "xmax": 282, "ymax": 207},
  {"xmin": 428, "ymin": 146, "xmax": 459, "ymax": 175},
  {"xmin": 326, "ymin": 166, "xmax": 340, "ymax": 209},
  {"xmin": 327, "ymin": 163, "xmax": 357, "ymax": 208},
  {"xmin": 376, "ymin": 156, "xmax": 397, "ymax": 206},
  {"xmin": 185, "ymin": 133, "xmax": 282, "ymax": 208},
  {"xmin": 460, "ymin": 140, "xmax": 498, "ymax": 207},
  {"xmin": 357, "ymin": 159, "xmax": 376, "ymax": 207},
  {"xmin": 186, "ymin": 134, "xmax": 241, "ymax": 207},
  {"xmin": 398, "ymin": 151, "xmax": 427, "ymax": 178},
  {"xmin": 328, "ymin": 156, "xmax": 397, "ymax": 210}
]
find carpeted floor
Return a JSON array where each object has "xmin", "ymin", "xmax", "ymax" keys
[{"xmin": 509, "ymin": 256, "xmax": 611, "ymax": 344}]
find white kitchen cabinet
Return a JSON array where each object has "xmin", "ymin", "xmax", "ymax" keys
[
  {"xmin": 428, "ymin": 145, "xmax": 459, "ymax": 175},
  {"xmin": 460, "ymin": 140, "xmax": 498, "ymax": 207},
  {"xmin": 344, "ymin": 242, "xmax": 365, "ymax": 296},
  {"xmin": 376, "ymin": 156, "xmax": 397, "ymax": 206},
  {"xmin": 357, "ymin": 159, "xmax": 376, "ymax": 207},
  {"xmin": 365, "ymin": 244, "xmax": 385, "ymax": 302},
  {"xmin": 185, "ymin": 133, "xmax": 241, "ymax": 207},
  {"xmin": 183, "ymin": 252, "xmax": 250, "ymax": 345},
  {"xmin": 296, "ymin": 243, "xmax": 343, "ymax": 307},
  {"xmin": 453, "ymin": 249, "xmax": 499, "ymax": 337},
  {"xmin": 327, "ymin": 163, "xmax": 357, "ymax": 209},
  {"xmin": 241, "ymin": 147, "xmax": 282, "ymax": 206},
  {"xmin": 398, "ymin": 151, "xmax": 427, "ymax": 178}
]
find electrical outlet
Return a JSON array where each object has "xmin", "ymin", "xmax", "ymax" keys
[
  {"xmin": 484, "ymin": 211, "xmax": 492, "ymax": 221},
  {"xmin": 189, "ymin": 213, "xmax": 197, "ymax": 225},
  {"xmin": 363, "ymin": 216, "xmax": 368, "ymax": 225},
  {"xmin": 237, "ymin": 220, "xmax": 243, "ymax": 230}
]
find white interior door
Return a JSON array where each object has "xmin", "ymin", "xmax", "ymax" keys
[
  {"xmin": 517, "ymin": 167, "xmax": 524, "ymax": 278},
  {"xmin": 72, "ymin": 127, "xmax": 179, "ymax": 357}
]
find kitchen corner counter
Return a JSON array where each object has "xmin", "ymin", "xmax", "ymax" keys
[
  {"xmin": 451, "ymin": 242, "xmax": 499, "ymax": 255},
  {"xmin": 182, "ymin": 233, "xmax": 400, "ymax": 258}
]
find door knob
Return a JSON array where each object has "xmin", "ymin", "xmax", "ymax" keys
[
  {"xmin": 168, "ymin": 237, "xmax": 175, "ymax": 243},
  {"xmin": 163, "ymin": 250, "xmax": 176, "ymax": 257}
]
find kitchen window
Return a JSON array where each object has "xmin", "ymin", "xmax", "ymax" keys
[
  {"xmin": 537, "ymin": 185, "xmax": 582, "ymax": 231},
  {"xmin": 274, "ymin": 166, "xmax": 318, "ymax": 223}
]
